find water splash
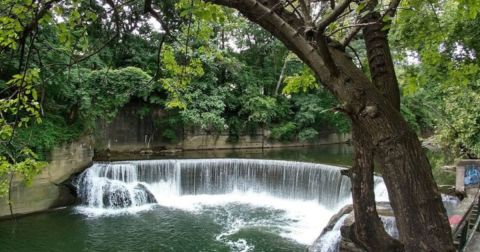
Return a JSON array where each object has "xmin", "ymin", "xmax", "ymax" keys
[{"xmin": 312, "ymin": 215, "xmax": 348, "ymax": 252}]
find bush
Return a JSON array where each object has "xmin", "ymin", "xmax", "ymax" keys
[
  {"xmin": 162, "ymin": 129, "xmax": 178, "ymax": 143},
  {"xmin": 16, "ymin": 114, "xmax": 84, "ymax": 160},
  {"xmin": 298, "ymin": 128, "xmax": 319, "ymax": 142},
  {"xmin": 270, "ymin": 122, "xmax": 297, "ymax": 141}
]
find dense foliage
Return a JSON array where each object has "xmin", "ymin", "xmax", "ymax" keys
[
  {"xmin": 391, "ymin": 0, "xmax": 480, "ymax": 157},
  {"xmin": 0, "ymin": 0, "xmax": 479, "ymax": 198}
]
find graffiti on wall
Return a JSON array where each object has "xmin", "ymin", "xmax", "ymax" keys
[{"xmin": 464, "ymin": 164, "xmax": 480, "ymax": 186}]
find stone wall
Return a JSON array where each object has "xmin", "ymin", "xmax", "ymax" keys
[
  {"xmin": 95, "ymin": 102, "xmax": 351, "ymax": 154},
  {"xmin": 0, "ymin": 136, "xmax": 94, "ymax": 219},
  {"xmin": 180, "ymin": 132, "xmax": 351, "ymax": 150}
]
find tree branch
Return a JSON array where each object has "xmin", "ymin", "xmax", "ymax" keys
[
  {"xmin": 19, "ymin": 0, "xmax": 58, "ymax": 44},
  {"xmin": 317, "ymin": 34, "xmax": 339, "ymax": 76},
  {"xmin": 207, "ymin": 0, "xmax": 334, "ymax": 78},
  {"xmin": 341, "ymin": 25, "xmax": 362, "ymax": 48},
  {"xmin": 105, "ymin": 0, "xmax": 121, "ymax": 35},
  {"xmin": 149, "ymin": 34, "xmax": 166, "ymax": 83},
  {"xmin": 316, "ymin": 0, "xmax": 353, "ymax": 30},
  {"xmin": 385, "ymin": 0, "xmax": 401, "ymax": 17},
  {"xmin": 144, "ymin": 0, "xmax": 171, "ymax": 36},
  {"xmin": 17, "ymin": 0, "xmax": 58, "ymax": 68},
  {"xmin": 341, "ymin": 0, "xmax": 401, "ymax": 48},
  {"xmin": 69, "ymin": 34, "xmax": 119, "ymax": 66},
  {"xmin": 329, "ymin": 21, "xmax": 378, "ymax": 36},
  {"xmin": 347, "ymin": 44, "xmax": 365, "ymax": 71},
  {"xmin": 298, "ymin": 0, "xmax": 313, "ymax": 25}
]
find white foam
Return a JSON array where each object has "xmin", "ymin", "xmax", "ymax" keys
[
  {"xmin": 75, "ymin": 204, "xmax": 155, "ymax": 217},
  {"xmin": 225, "ymin": 239, "xmax": 255, "ymax": 252},
  {"xmin": 374, "ymin": 181, "xmax": 390, "ymax": 202},
  {"xmin": 149, "ymin": 190, "xmax": 339, "ymax": 244}
]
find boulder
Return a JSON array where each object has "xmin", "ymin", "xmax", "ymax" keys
[{"xmin": 310, "ymin": 202, "xmax": 396, "ymax": 252}]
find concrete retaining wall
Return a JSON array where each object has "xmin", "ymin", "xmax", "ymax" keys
[
  {"xmin": 95, "ymin": 102, "xmax": 351, "ymax": 153},
  {"xmin": 0, "ymin": 136, "xmax": 94, "ymax": 218}
]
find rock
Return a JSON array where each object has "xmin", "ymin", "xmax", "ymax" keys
[
  {"xmin": 441, "ymin": 165, "xmax": 456, "ymax": 173},
  {"xmin": 159, "ymin": 149, "xmax": 182, "ymax": 155},
  {"xmin": 309, "ymin": 205, "xmax": 355, "ymax": 252},
  {"xmin": 339, "ymin": 239, "xmax": 367, "ymax": 252},
  {"xmin": 101, "ymin": 182, "xmax": 132, "ymax": 208},
  {"xmin": 310, "ymin": 202, "xmax": 396, "ymax": 252},
  {"xmin": 438, "ymin": 185, "xmax": 456, "ymax": 195},
  {"xmin": 134, "ymin": 184, "xmax": 157, "ymax": 204},
  {"xmin": 318, "ymin": 205, "xmax": 354, "ymax": 238},
  {"xmin": 97, "ymin": 182, "xmax": 157, "ymax": 208},
  {"xmin": 140, "ymin": 149, "xmax": 154, "ymax": 155}
]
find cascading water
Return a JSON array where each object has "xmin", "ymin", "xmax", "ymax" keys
[
  {"xmin": 75, "ymin": 159, "xmax": 356, "ymax": 209},
  {"xmin": 74, "ymin": 158, "xmax": 389, "ymax": 249}
]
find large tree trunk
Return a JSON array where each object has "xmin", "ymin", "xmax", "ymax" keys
[
  {"xmin": 345, "ymin": 4, "xmax": 405, "ymax": 250},
  {"xmin": 358, "ymin": 4, "xmax": 452, "ymax": 251},
  {"xmin": 333, "ymin": 50, "xmax": 454, "ymax": 251},
  {"xmin": 207, "ymin": 1, "xmax": 455, "ymax": 251},
  {"xmin": 349, "ymin": 126, "xmax": 403, "ymax": 251}
]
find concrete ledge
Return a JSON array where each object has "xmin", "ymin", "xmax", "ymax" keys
[{"xmin": 0, "ymin": 136, "xmax": 93, "ymax": 218}]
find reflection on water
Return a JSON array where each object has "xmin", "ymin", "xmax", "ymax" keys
[{"xmin": 99, "ymin": 144, "xmax": 354, "ymax": 167}]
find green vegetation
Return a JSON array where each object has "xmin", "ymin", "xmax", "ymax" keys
[
  {"xmin": 0, "ymin": 0, "xmax": 478, "ymax": 200},
  {"xmin": 391, "ymin": 0, "xmax": 480, "ymax": 158}
]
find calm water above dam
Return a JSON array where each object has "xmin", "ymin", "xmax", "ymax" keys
[{"xmin": 101, "ymin": 144, "xmax": 354, "ymax": 166}]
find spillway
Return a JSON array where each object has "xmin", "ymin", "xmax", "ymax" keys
[{"xmin": 75, "ymin": 159, "xmax": 363, "ymax": 209}]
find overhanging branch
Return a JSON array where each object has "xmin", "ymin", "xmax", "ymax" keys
[
  {"xmin": 316, "ymin": 0, "xmax": 353, "ymax": 30},
  {"xmin": 105, "ymin": 0, "xmax": 121, "ymax": 35}
]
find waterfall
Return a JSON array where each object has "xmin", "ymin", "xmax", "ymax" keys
[{"xmin": 75, "ymin": 159, "xmax": 353, "ymax": 209}]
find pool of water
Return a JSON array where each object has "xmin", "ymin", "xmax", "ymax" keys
[{"xmin": 0, "ymin": 195, "xmax": 331, "ymax": 252}]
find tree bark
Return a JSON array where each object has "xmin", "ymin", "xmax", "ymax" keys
[
  {"xmin": 362, "ymin": 1, "xmax": 401, "ymax": 110},
  {"xmin": 345, "ymin": 3, "xmax": 405, "ymax": 250},
  {"xmin": 358, "ymin": 3, "xmax": 452, "ymax": 251},
  {"xmin": 349, "ymin": 126, "xmax": 403, "ymax": 251},
  {"xmin": 206, "ymin": 1, "xmax": 455, "ymax": 250},
  {"xmin": 334, "ymin": 51, "xmax": 454, "ymax": 252}
]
